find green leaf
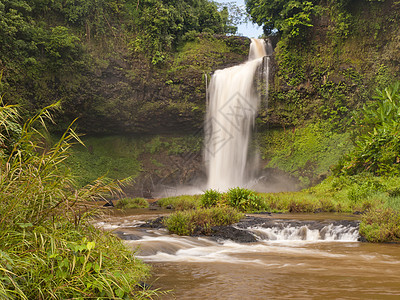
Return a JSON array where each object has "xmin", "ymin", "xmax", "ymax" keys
[{"xmin": 87, "ymin": 241, "xmax": 95, "ymax": 251}]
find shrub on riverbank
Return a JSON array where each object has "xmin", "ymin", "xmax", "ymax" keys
[
  {"xmin": 199, "ymin": 188, "xmax": 269, "ymax": 212},
  {"xmin": 226, "ymin": 187, "xmax": 269, "ymax": 212},
  {"xmin": 164, "ymin": 207, "xmax": 243, "ymax": 235},
  {"xmin": 116, "ymin": 197, "xmax": 149, "ymax": 209},
  {"xmin": 200, "ymin": 189, "xmax": 222, "ymax": 208},
  {"xmin": 0, "ymin": 102, "xmax": 154, "ymax": 298},
  {"xmin": 359, "ymin": 208, "xmax": 400, "ymax": 242}
]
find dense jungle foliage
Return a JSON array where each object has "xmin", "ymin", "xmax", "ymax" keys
[
  {"xmin": 246, "ymin": 0, "xmax": 400, "ymax": 186},
  {"xmin": 0, "ymin": 0, "xmax": 246, "ymax": 133},
  {"xmin": 0, "ymin": 0, "xmax": 234, "ymax": 71}
]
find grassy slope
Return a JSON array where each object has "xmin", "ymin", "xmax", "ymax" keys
[{"xmin": 67, "ymin": 134, "xmax": 203, "ymax": 190}]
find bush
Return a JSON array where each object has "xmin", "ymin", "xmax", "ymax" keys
[
  {"xmin": 226, "ymin": 187, "xmax": 268, "ymax": 212},
  {"xmin": 200, "ymin": 189, "xmax": 222, "ymax": 208},
  {"xmin": 227, "ymin": 187, "xmax": 253, "ymax": 210},
  {"xmin": 116, "ymin": 197, "xmax": 149, "ymax": 209},
  {"xmin": 287, "ymin": 198, "xmax": 316, "ymax": 213},
  {"xmin": 164, "ymin": 207, "xmax": 243, "ymax": 236},
  {"xmin": 335, "ymin": 82, "xmax": 400, "ymax": 176},
  {"xmin": 246, "ymin": 193, "xmax": 269, "ymax": 212},
  {"xmin": 360, "ymin": 208, "xmax": 400, "ymax": 242}
]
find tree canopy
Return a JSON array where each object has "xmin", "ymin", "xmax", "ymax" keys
[{"xmin": 245, "ymin": 0, "xmax": 387, "ymax": 38}]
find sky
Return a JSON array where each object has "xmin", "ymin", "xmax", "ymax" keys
[{"xmin": 213, "ymin": 0, "xmax": 264, "ymax": 38}]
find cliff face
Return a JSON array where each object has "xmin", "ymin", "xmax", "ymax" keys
[
  {"xmin": 2, "ymin": 33, "xmax": 249, "ymax": 135},
  {"xmin": 71, "ymin": 35, "xmax": 250, "ymax": 134}
]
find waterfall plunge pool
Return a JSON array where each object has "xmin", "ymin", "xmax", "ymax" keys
[{"xmin": 98, "ymin": 212, "xmax": 400, "ymax": 299}]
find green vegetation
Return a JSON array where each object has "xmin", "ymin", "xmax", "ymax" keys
[
  {"xmin": 168, "ymin": 188, "xmax": 269, "ymax": 213},
  {"xmin": 0, "ymin": 100, "xmax": 155, "ymax": 298},
  {"xmin": 0, "ymin": 0, "xmax": 248, "ymax": 136},
  {"xmin": 252, "ymin": 0, "xmax": 399, "ymax": 138},
  {"xmin": 262, "ymin": 174, "xmax": 400, "ymax": 214},
  {"xmin": 115, "ymin": 198, "xmax": 149, "ymax": 209},
  {"xmin": 335, "ymin": 82, "xmax": 400, "ymax": 176},
  {"xmin": 360, "ymin": 209, "xmax": 400, "ymax": 242},
  {"xmin": 258, "ymin": 121, "xmax": 353, "ymax": 186},
  {"xmin": 68, "ymin": 136, "xmax": 143, "ymax": 187},
  {"xmin": 226, "ymin": 187, "xmax": 268, "ymax": 212},
  {"xmin": 200, "ymin": 189, "xmax": 222, "ymax": 208},
  {"xmin": 164, "ymin": 207, "xmax": 243, "ymax": 235},
  {"xmin": 243, "ymin": 0, "xmax": 400, "ymax": 243},
  {"xmin": 247, "ymin": 0, "xmax": 389, "ymax": 40},
  {"xmin": 132, "ymin": 0, "xmax": 236, "ymax": 64},
  {"xmin": 158, "ymin": 195, "xmax": 201, "ymax": 211},
  {"xmin": 197, "ymin": 180, "xmax": 384, "ymax": 215},
  {"xmin": 246, "ymin": 0, "xmax": 318, "ymax": 38},
  {"xmin": 258, "ymin": 83, "xmax": 400, "ymax": 241},
  {"xmin": 67, "ymin": 134, "xmax": 203, "ymax": 189}
]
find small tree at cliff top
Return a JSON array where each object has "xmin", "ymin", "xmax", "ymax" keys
[{"xmin": 245, "ymin": 0, "xmax": 318, "ymax": 38}]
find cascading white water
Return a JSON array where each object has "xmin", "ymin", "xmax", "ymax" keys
[
  {"xmin": 110, "ymin": 221, "xmax": 360, "ymax": 263},
  {"xmin": 205, "ymin": 39, "xmax": 267, "ymax": 191},
  {"xmin": 247, "ymin": 224, "xmax": 360, "ymax": 242}
]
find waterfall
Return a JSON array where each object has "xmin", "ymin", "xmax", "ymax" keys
[{"xmin": 205, "ymin": 39, "xmax": 268, "ymax": 191}]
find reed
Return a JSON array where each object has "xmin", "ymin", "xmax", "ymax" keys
[{"xmin": 0, "ymin": 98, "xmax": 155, "ymax": 299}]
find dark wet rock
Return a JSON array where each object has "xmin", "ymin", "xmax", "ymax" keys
[
  {"xmin": 139, "ymin": 216, "xmax": 165, "ymax": 229},
  {"xmin": 209, "ymin": 226, "xmax": 257, "ymax": 243},
  {"xmin": 358, "ymin": 235, "xmax": 368, "ymax": 242},
  {"xmin": 148, "ymin": 201, "xmax": 161, "ymax": 210},
  {"xmin": 114, "ymin": 231, "xmax": 142, "ymax": 241}
]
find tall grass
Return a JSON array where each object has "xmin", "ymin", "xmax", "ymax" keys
[{"xmin": 0, "ymin": 98, "xmax": 156, "ymax": 298}]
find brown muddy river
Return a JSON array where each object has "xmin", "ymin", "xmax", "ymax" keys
[{"xmin": 98, "ymin": 211, "xmax": 400, "ymax": 299}]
